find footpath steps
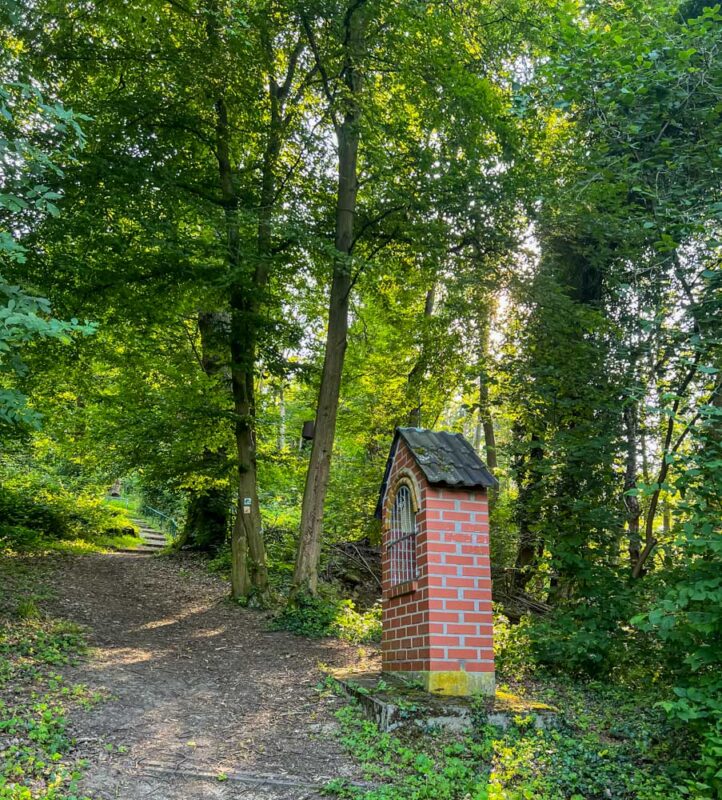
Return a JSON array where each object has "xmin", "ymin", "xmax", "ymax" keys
[{"xmin": 124, "ymin": 518, "xmax": 169, "ymax": 553}]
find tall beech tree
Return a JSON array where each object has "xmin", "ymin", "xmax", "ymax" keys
[
  {"xmin": 293, "ymin": 0, "xmax": 542, "ymax": 593},
  {"xmin": 292, "ymin": 1, "xmax": 366, "ymax": 594},
  {"xmin": 13, "ymin": 0, "xmax": 319, "ymax": 599}
]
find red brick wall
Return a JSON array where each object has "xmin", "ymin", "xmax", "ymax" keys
[
  {"xmin": 380, "ymin": 440, "xmax": 430, "ymax": 673},
  {"xmin": 381, "ymin": 440, "xmax": 494, "ymax": 680}
]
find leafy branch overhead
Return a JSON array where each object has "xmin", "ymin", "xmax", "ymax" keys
[{"xmin": 0, "ymin": 0, "xmax": 721, "ymax": 795}]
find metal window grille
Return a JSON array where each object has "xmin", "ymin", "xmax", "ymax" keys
[{"xmin": 388, "ymin": 485, "xmax": 418, "ymax": 585}]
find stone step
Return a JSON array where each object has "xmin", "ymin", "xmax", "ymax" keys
[
  {"xmin": 123, "ymin": 517, "xmax": 170, "ymax": 551},
  {"xmin": 140, "ymin": 533, "xmax": 167, "ymax": 542}
]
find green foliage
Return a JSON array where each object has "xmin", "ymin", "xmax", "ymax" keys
[
  {"xmin": 0, "ymin": 80, "xmax": 94, "ymax": 431},
  {"xmin": 328, "ymin": 684, "xmax": 690, "ymax": 800},
  {"xmin": 0, "ymin": 478, "xmax": 135, "ymax": 553},
  {"xmin": 327, "ymin": 704, "xmax": 491, "ymax": 799},
  {"xmin": 524, "ymin": 602, "xmax": 638, "ymax": 678},
  {"xmin": 0, "ymin": 562, "xmax": 99, "ymax": 800},
  {"xmin": 271, "ymin": 592, "xmax": 381, "ymax": 644},
  {"xmin": 492, "ymin": 613, "xmax": 533, "ymax": 682},
  {"xmin": 634, "ymin": 396, "xmax": 722, "ymax": 796}
]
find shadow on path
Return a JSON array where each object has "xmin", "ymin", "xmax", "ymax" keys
[{"xmin": 50, "ymin": 553, "xmax": 370, "ymax": 799}]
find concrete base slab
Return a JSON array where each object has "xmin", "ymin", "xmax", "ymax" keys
[{"xmin": 333, "ymin": 670, "xmax": 558, "ymax": 734}]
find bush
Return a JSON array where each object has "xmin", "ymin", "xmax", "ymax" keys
[
  {"xmin": 0, "ymin": 483, "xmax": 132, "ymax": 551},
  {"xmin": 493, "ymin": 611, "xmax": 534, "ymax": 682},
  {"xmin": 271, "ymin": 591, "xmax": 381, "ymax": 644},
  {"xmin": 519, "ymin": 587, "xmax": 664, "ymax": 681}
]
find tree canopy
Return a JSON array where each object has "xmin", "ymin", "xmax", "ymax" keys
[{"xmin": 2, "ymin": 0, "xmax": 721, "ymax": 794}]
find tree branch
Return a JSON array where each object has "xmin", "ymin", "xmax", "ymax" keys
[{"xmin": 300, "ymin": 15, "xmax": 339, "ymax": 131}]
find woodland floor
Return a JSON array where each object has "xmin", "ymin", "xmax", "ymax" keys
[{"xmin": 19, "ymin": 552, "xmax": 377, "ymax": 799}]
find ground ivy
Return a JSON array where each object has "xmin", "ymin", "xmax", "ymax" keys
[{"xmin": 0, "ymin": 561, "xmax": 103, "ymax": 800}]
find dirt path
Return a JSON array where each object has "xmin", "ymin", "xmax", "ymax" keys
[{"xmin": 48, "ymin": 552, "xmax": 373, "ymax": 799}]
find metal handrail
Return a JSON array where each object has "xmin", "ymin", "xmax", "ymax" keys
[{"xmin": 140, "ymin": 504, "xmax": 179, "ymax": 536}]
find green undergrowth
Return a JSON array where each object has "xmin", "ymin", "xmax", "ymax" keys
[
  {"xmin": 0, "ymin": 561, "xmax": 103, "ymax": 799},
  {"xmin": 323, "ymin": 679, "xmax": 696, "ymax": 800},
  {"xmin": 270, "ymin": 591, "xmax": 381, "ymax": 644},
  {"xmin": 1, "ymin": 534, "xmax": 143, "ymax": 557},
  {"xmin": 0, "ymin": 482, "xmax": 139, "ymax": 556},
  {"xmin": 206, "ymin": 544, "xmax": 382, "ymax": 644}
]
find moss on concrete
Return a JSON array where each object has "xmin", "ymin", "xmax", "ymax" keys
[
  {"xmin": 331, "ymin": 670, "xmax": 558, "ymax": 734},
  {"xmin": 424, "ymin": 670, "xmax": 495, "ymax": 697}
]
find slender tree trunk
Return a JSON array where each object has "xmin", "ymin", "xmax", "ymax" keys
[
  {"xmin": 479, "ymin": 373, "xmax": 497, "ymax": 472},
  {"xmin": 278, "ymin": 381, "xmax": 286, "ymax": 450},
  {"xmin": 512, "ymin": 423, "xmax": 544, "ymax": 594},
  {"xmin": 623, "ymin": 402, "xmax": 642, "ymax": 570},
  {"xmin": 640, "ymin": 416, "xmax": 650, "ymax": 485},
  {"xmin": 294, "ymin": 268, "xmax": 353, "ymax": 593},
  {"xmin": 214, "ymin": 93, "xmax": 269, "ymax": 598},
  {"xmin": 632, "ymin": 359, "xmax": 702, "ymax": 578},
  {"xmin": 662, "ymin": 500, "xmax": 674, "ymax": 570},
  {"xmin": 473, "ymin": 415, "xmax": 483, "ymax": 452},
  {"xmin": 294, "ymin": 7, "xmax": 364, "ymax": 595},
  {"xmin": 475, "ymin": 302, "xmax": 497, "ymax": 509},
  {"xmin": 406, "ymin": 284, "xmax": 435, "ymax": 426}
]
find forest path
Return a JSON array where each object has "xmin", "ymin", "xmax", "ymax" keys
[{"xmin": 52, "ymin": 552, "xmax": 368, "ymax": 799}]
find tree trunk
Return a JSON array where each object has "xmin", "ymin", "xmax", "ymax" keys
[
  {"xmin": 479, "ymin": 372, "xmax": 497, "ymax": 472},
  {"xmin": 475, "ymin": 302, "xmax": 497, "ymax": 506},
  {"xmin": 230, "ymin": 348, "xmax": 268, "ymax": 596},
  {"xmin": 293, "ymin": 7, "xmax": 364, "ymax": 595},
  {"xmin": 623, "ymin": 402, "xmax": 642, "ymax": 570},
  {"xmin": 230, "ymin": 501, "xmax": 250, "ymax": 598},
  {"xmin": 512, "ymin": 423, "xmax": 544, "ymax": 594},
  {"xmin": 406, "ymin": 285, "xmax": 435, "ymax": 426},
  {"xmin": 214, "ymin": 92, "xmax": 269, "ymax": 599},
  {"xmin": 278, "ymin": 381, "xmax": 286, "ymax": 450},
  {"xmin": 662, "ymin": 500, "xmax": 674, "ymax": 570}
]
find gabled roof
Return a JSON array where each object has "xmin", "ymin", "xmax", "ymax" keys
[{"xmin": 375, "ymin": 427, "xmax": 499, "ymax": 518}]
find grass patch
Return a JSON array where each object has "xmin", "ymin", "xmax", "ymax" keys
[
  {"xmin": 41, "ymin": 534, "xmax": 143, "ymax": 555},
  {"xmin": 0, "ymin": 533, "xmax": 144, "ymax": 558},
  {"xmin": 0, "ymin": 483, "xmax": 141, "ymax": 557},
  {"xmin": 103, "ymin": 496, "xmax": 142, "ymax": 515}
]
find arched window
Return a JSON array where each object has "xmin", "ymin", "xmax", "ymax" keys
[{"xmin": 388, "ymin": 483, "xmax": 418, "ymax": 586}]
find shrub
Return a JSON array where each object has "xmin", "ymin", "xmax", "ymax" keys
[
  {"xmin": 493, "ymin": 611, "xmax": 534, "ymax": 682},
  {"xmin": 272, "ymin": 591, "xmax": 381, "ymax": 644},
  {"xmin": 0, "ymin": 483, "xmax": 132, "ymax": 551}
]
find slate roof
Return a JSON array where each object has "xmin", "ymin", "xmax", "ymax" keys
[{"xmin": 375, "ymin": 427, "xmax": 499, "ymax": 518}]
